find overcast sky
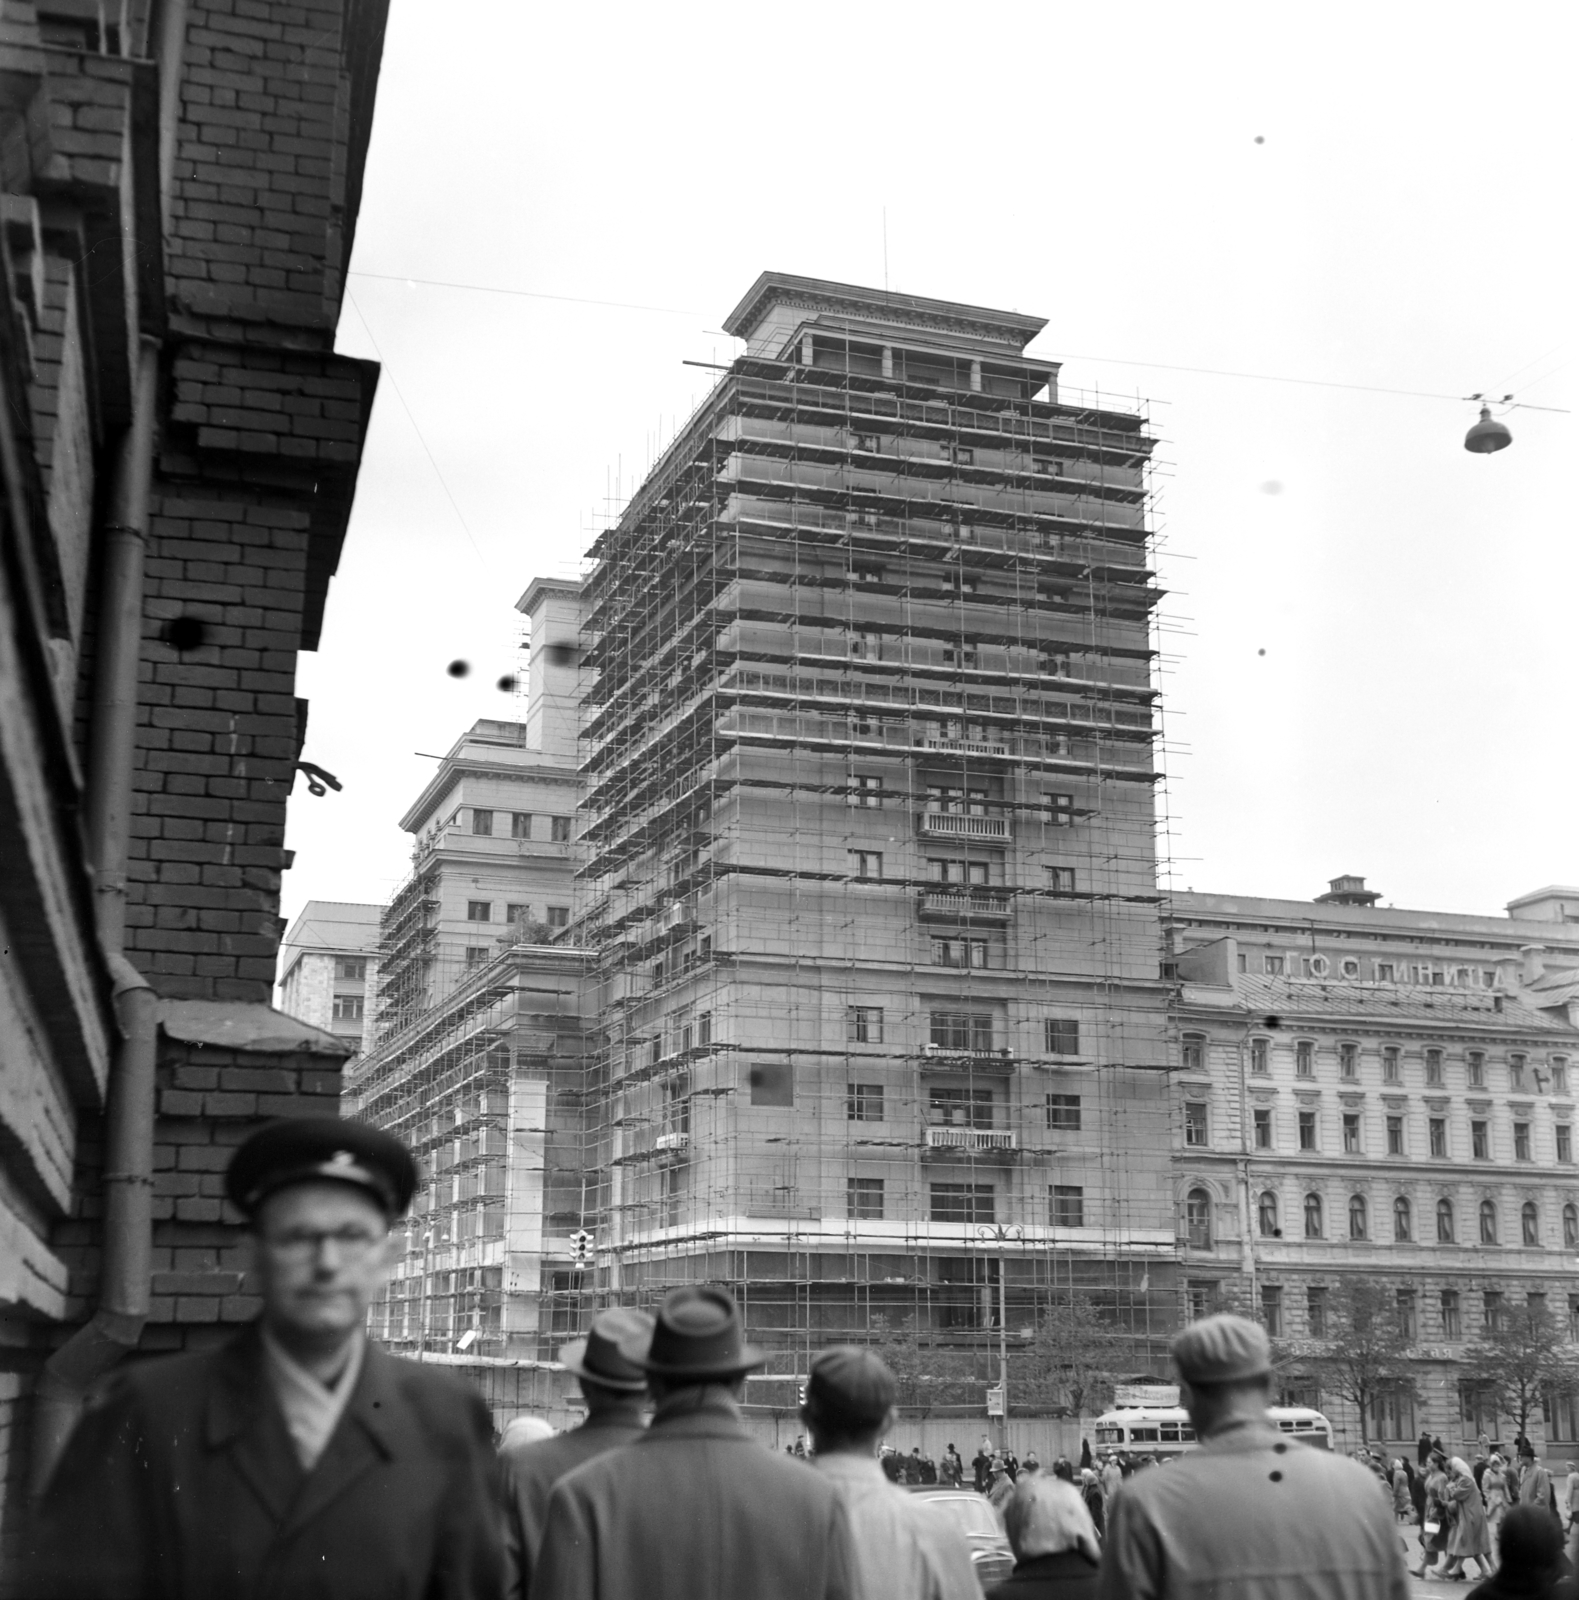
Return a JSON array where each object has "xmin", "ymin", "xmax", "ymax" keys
[{"xmin": 280, "ymin": 0, "xmax": 1577, "ymax": 948}]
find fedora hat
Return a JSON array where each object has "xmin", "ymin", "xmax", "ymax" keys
[
  {"xmin": 560, "ymin": 1307, "xmax": 655, "ymax": 1393},
  {"xmin": 621, "ymin": 1285, "xmax": 764, "ymax": 1379}
]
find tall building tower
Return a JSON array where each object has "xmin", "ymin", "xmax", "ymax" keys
[{"xmin": 572, "ymin": 272, "xmax": 1177, "ymax": 1381}]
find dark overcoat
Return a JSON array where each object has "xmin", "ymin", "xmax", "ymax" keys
[
  {"xmin": 533, "ymin": 1387, "xmax": 856, "ymax": 1600},
  {"xmin": 500, "ymin": 1406, "xmax": 646, "ymax": 1598},
  {"xmin": 31, "ymin": 1322, "xmax": 503, "ymax": 1600}
]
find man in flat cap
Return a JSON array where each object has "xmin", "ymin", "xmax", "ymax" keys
[
  {"xmin": 1099, "ymin": 1313, "xmax": 1408, "ymax": 1600},
  {"xmin": 502, "ymin": 1306, "xmax": 654, "ymax": 1598},
  {"xmin": 33, "ymin": 1118, "xmax": 503, "ymax": 1599},
  {"xmin": 801, "ymin": 1345, "xmax": 981, "ymax": 1600},
  {"xmin": 534, "ymin": 1284, "xmax": 857, "ymax": 1600}
]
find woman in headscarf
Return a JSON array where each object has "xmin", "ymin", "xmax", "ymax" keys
[
  {"xmin": 1393, "ymin": 1459, "xmax": 1413, "ymax": 1521},
  {"xmin": 1443, "ymin": 1456, "xmax": 1494, "ymax": 1581},
  {"xmin": 987, "ymin": 1473, "xmax": 1101, "ymax": 1600},
  {"xmin": 1078, "ymin": 1468, "xmax": 1105, "ymax": 1539},
  {"xmin": 1484, "ymin": 1452, "xmax": 1513, "ymax": 1550}
]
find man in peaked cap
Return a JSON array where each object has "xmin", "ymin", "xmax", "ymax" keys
[
  {"xmin": 502, "ymin": 1306, "xmax": 654, "ymax": 1598},
  {"xmin": 33, "ymin": 1118, "xmax": 503, "ymax": 1599},
  {"xmin": 534, "ymin": 1284, "xmax": 857, "ymax": 1600},
  {"xmin": 1099, "ymin": 1313, "xmax": 1408, "ymax": 1600}
]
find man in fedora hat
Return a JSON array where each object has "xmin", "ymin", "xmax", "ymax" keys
[
  {"xmin": 1100, "ymin": 1313, "xmax": 1408, "ymax": 1600},
  {"xmin": 535, "ymin": 1284, "xmax": 856, "ymax": 1600},
  {"xmin": 502, "ymin": 1306, "xmax": 654, "ymax": 1598},
  {"xmin": 33, "ymin": 1118, "xmax": 504, "ymax": 1599}
]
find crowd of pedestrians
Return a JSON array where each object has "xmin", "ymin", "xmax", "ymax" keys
[{"xmin": 22, "ymin": 1116, "xmax": 1579, "ymax": 1600}]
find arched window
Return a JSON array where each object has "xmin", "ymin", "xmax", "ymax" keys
[
  {"xmin": 1258, "ymin": 1191, "xmax": 1279, "ymax": 1238},
  {"xmin": 1186, "ymin": 1188, "xmax": 1212, "ymax": 1249},
  {"xmin": 1394, "ymin": 1195, "xmax": 1412, "ymax": 1242},
  {"xmin": 1479, "ymin": 1199, "xmax": 1498, "ymax": 1245},
  {"xmin": 1565, "ymin": 1203, "xmax": 1578, "ymax": 1250},
  {"xmin": 1304, "ymin": 1193, "xmax": 1324, "ymax": 1239},
  {"xmin": 1437, "ymin": 1198, "xmax": 1455, "ymax": 1243},
  {"xmin": 1522, "ymin": 1201, "xmax": 1539, "ymax": 1247},
  {"xmin": 1349, "ymin": 1194, "xmax": 1368, "ymax": 1241}
]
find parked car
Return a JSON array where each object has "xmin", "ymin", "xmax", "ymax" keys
[{"xmin": 907, "ymin": 1487, "xmax": 1014, "ymax": 1588}]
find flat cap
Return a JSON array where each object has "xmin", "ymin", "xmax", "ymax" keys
[
  {"xmin": 1170, "ymin": 1312, "xmax": 1272, "ymax": 1385},
  {"xmin": 805, "ymin": 1346, "xmax": 896, "ymax": 1431},
  {"xmin": 226, "ymin": 1117, "xmax": 418, "ymax": 1218}
]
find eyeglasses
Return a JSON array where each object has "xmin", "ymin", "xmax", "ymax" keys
[{"xmin": 262, "ymin": 1226, "xmax": 386, "ymax": 1260}]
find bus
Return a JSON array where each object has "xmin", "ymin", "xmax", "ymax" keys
[{"xmin": 1092, "ymin": 1404, "xmax": 1334, "ymax": 1457}]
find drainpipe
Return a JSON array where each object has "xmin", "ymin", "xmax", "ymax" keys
[{"xmin": 31, "ymin": 341, "xmax": 161, "ymax": 1495}]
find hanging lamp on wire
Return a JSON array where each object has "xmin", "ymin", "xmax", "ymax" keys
[{"xmin": 1463, "ymin": 393, "xmax": 1515, "ymax": 454}]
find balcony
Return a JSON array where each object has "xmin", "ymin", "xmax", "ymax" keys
[
  {"xmin": 925, "ymin": 738, "xmax": 1009, "ymax": 757},
  {"xmin": 917, "ymin": 889, "xmax": 1012, "ymax": 923},
  {"xmin": 921, "ymin": 1044, "xmax": 1015, "ymax": 1073},
  {"xmin": 655, "ymin": 1131, "xmax": 690, "ymax": 1154},
  {"xmin": 917, "ymin": 812, "xmax": 1011, "ymax": 841},
  {"xmin": 923, "ymin": 1127, "xmax": 1019, "ymax": 1155}
]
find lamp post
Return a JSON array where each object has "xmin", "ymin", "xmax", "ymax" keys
[{"xmin": 975, "ymin": 1221, "xmax": 1024, "ymax": 1449}]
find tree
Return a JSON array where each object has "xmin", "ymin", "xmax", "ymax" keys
[
  {"xmin": 1301, "ymin": 1278, "xmax": 1417, "ymax": 1445},
  {"xmin": 1018, "ymin": 1293, "xmax": 1129, "ymax": 1418},
  {"xmin": 1460, "ymin": 1297, "xmax": 1579, "ymax": 1442},
  {"xmin": 869, "ymin": 1314, "xmax": 977, "ymax": 1413}
]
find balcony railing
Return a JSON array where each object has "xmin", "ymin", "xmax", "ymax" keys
[
  {"xmin": 917, "ymin": 812, "xmax": 1011, "ymax": 840},
  {"xmin": 924, "ymin": 1127, "xmax": 1018, "ymax": 1151},
  {"xmin": 925, "ymin": 738, "xmax": 1009, "ymax": 757},
  {"xmin": 655, "ymin": 1131, "xmax": 690, "ymax": 1153},
  {"xmin": 918, "ymin": 890, "xmax": 1012, "ymax": 923}
]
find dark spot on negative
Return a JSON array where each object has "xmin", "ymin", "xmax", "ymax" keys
[
  {"xmin": 447, "ymin": 659, "xmax": 470, "ymax": 678},
  {"xmin": 1270, "ymin": 1470, "xmax": 1283, "ymax": 1482},
  {"xmin": 1275, "ymin": 1442, "xmax": 1287, "ymax": 1454}
]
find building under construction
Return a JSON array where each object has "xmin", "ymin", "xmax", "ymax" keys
[{"xmin": 570, "ymin": 272, "xmax": 1179, "ymax": 1389}]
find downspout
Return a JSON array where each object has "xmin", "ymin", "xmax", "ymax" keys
[{"xmin": 31, "ymin": 342, "xmax": 162, "ymax": 1494}]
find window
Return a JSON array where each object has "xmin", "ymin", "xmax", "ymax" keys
[
  {"xmin": 1047, "ymin": 1094, "xmax": 1082, "ymax": 1131},
  {"xmin": 1298, "ymin": 1111, "xmax": 1317, "ymax": 1152},
  {"xmin": 1046, "ymin": 1018, "xmax": 1080, "ymax": 1055},
  {"xmin": 550, "ymin": 815, "xmax": 572, "ymax": 843},
  {"xmin": 1295, "ymin": 1041, "xmax": 1314, "ymax": 1078},
  {"xmin": 941, "ymin": 645, "xmax": 978, "ymax": 669},
  {"xmin": 1555, "ymin": 1059, "xmax": 1570, "ymax": 1095},
  {"xmin": 1467, "ymin": 1051, "xmax": 1485, "ymax": 1089},
  {"xmin": 1566, "ymin": 1203, "xmax": 1579, "ymax": 1249},
  {"xmin": 849, "ymin": 774, "xmax": 883, "ymax": 808},
  {"xmin": 1383, "ymin": 1047, "xmax": 1400, "ymax": 1084},
  {"xmin": 847, "ymin": 1178, "xmax": 885, "ymax": 1220},
  {"xmin": 1181, "ymin": 1034, "xmax": 1205, "ymax": 1072},
  {"xmin": 1472, "ymin": 1121, "xmax": 1489, "ymax": 1160},
  {"xmin": 464, "ymin": 946, "xmax": 488, "ymax": 968},
  {"xmin": 332, "ymin": 994, "xmax": 364, "ymax": 1021},
  {"xmin": 1260, "ymin": 1285, "xmax": 1283, "ymax": 1337},
  {"xmin": 466, "ymin": 900, "xmax": 491, "ymax": 922},
  {"xmin": 1441, "ymin": 1289, "xmax": 1462, "ymax": 1340},
  {"xmin": 1258, "ymin": 1191, "xmax": 1279, "ymax": 1237},
  {"xmin": 1185, "ymin": 1188, "xmax": 1212, "ymax": 1249},
  {"xmin": 1051, "ymin": 1186, "xmax": 1085, "ymax": 1227},
  {"xmin": 931, "ymin": 936, "xmax": 990, "ymax": 968},
  {"xmin": 334, "ymin": 957, "xmax": 366, "ymax": 980},
  {"xmin": 1306, "ymin": 1285, "xmax": 1327, "ymax": 1337},
  {"xmin": 1483, "ymin": 1290, "xmax": 1504, "ymax": 1332},
  {"xmin": 510, "ymin": 812, "xmax": 532, "ymax": 839},
  {"xmin": 1343, "ymin": 1114, "xmax": 1361, "ymax": 1154},
  {"xmin": 1437, "ymin": 1198, "xmax": 1455, "ymax": 1243},
  {"xmin": 1479, "ymin": 1199, "xmax": 1498, "ymax": 1245},
  {"xmin": 1429, "ymin": 1118, "xmax": 1447, "ymax": 1158},
  {"xmin": 1047, "ymin": 866, "xmax": 1077, "ymax": 893},
  {"xmin": 1510, "ymin": 1054, "xmax": 1527, "ymax": 1090},
  {"xmin": 1349, "ymin": 1194, "xmax": 1368, "ymax": 1240},
  {"xmin": 1425, "ymin": 1048, "xmax": 1443, "ymax": 1087},
  {"xmin": 1304, "ymin": 1193, "xmax": 1324, "ymax": 1239},
  {"xmin": 1341, "ymin": 958, "xmax": 1361, "ymax": 979},
  {"xmin": 928, "ymin": 1086, "xmax": 995, "ymax": 1130},
  {"xmin": 1251, "ymin": 1038, "xmax": 1269, "ymax": 1075},
  {"xmin": 1546, "ymin": 1387, "xmax": 1579, "ymax": 1442},
  {"xmin": 1303, "ymin": 955, "xmax": 1329, "ymax": 979},
  {"xmin": 1571, "ymin": 1295, "xmax": 1579, "ymax": 1341},
  {"xmin": 1265, "ymin": 955, "xmax": 1285, "ymax": 976},
  {"xmin": 1045, "ymin": 792, "xmax": 1075, "ymax": 827},
  {"xmin": 1253, "ymin": 1107, "xmax": 1273, "ymax": 1149},
  {"xmin": 1376, "ymin": 962, "xmax": 1396, "ymax": 983},
  {"xmin": 1386, "ymin": 1115, "xmax": 1404, "ymax": 1156},
  {"xmin": 545, "ymin": 906, "xmax": 569, "ymax": 928},
  {"xmin": 927, "ymin": 857, "xmax": 991, "ymax": 886},
  {"xmin": 849, "ymin": 850, "xmax": 884, "ymax": 880},
  {"xmin": 1397, "ymin": 1289, "xmax": 1418, "ymax": 1341},
  {"xmin": 697, "ymin": 1012, "xmax": 712, "ymax": 1046},
  {"xmin": 471, "ymin": 808, "xmax": 494, "ymax": 836},
  {"xmin": 1394, "ymin": 1195, "xmax": 1412, "ymax": 1241},
  {"xmin": 505, "ymin": 903, "xmax": 529, "ymax": 925},
  {"xmin": 1340, "ymin": 1043, "xmax": 1358, "ymax": 1080},
  {"xmin": 1523, "ymin": 1200, "xmax": 1540, "ymax": 1246},
  {"xmin": 1184, "ymin": 1102, "xmax": 1208, "ymax": 1147},
  {"xmin": 930, "ymin": 1011, "xmax": 993, "ymax": 1052},
  {"xmin": 846, "ymin": 1084, "xmax": 884, "ymax": 1122},
  {"xmin": 847, "ymin": 1006, "xmax": 884, "ymax": 1043},
  {"xmin": 1515, "ymin": 1122, "xmax": 1532, "ymax": 1162},
  {"xmin": 1373, "ymin": 1387, "xmax": 1418, "ymax": 1441},
  {"xmin": 1185, "ymin": 1280, "xmax": 1217, "ymax": 1321},
  {"xmin": 748, "ymin": 1062, "xmax": 794, "ymax": 1107},
  {"xmin": 930, "ymin": 1184, "xmax": 994, "ymax": 1224}
]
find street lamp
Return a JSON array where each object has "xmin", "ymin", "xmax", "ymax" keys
[{"xmin": 975, "ymin": 1222, "xmax": 1024, "ymax": 1447}]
